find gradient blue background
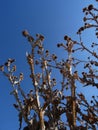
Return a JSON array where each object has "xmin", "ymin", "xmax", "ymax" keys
[{"xmin": 0, "ymin": 0, "xmax": 97, "ymax": 129}]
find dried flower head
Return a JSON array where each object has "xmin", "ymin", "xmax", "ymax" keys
[
  {"xmin": 36, "ymin": 34, "xmax": 44, "ymax": 41},
  {"xmin": 52, "ymin": 54, "xmax": 57, "ymax": 60},
  {"xmin": 39, "ymin": 35, "xmax": 44, "ymax": 41},
  {"xmin": 64, "ymin": 35, "xmax": 71, "ymax": 41},
  {"xmin": 8, "ymin": 58, "xmax": 15, "ymax": 63},
  {"xmin": 0, "ymin": 65, "xmax": 4, "ymax": 71},
  {"xmin": 83, "ymin": 17, "xmax": 87, "ymax": 22},
  {"xmin": 83, "ymin": 7, "xmax": 87, "ymax": 12},
  {"xmin": 57, "ymin": 44, "xmax": 61, "ymax": 47},
  {"xmin": 22, "ymin": 30, "xmax": 29, "ymax": 37},
  {"xmin": 88, "ymin": 4, "xmax": 93, "ymax": 11},
  {"xmin": 96, "ymin": 32, "xmax": 98, "ymax": 36}
]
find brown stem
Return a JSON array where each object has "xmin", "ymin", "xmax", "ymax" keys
[
  {"xmin": 39, "ymin": 110, "xmax": 45, "ymax": 130},
  {"xmin": 68, "ymin": 45, "xmax": 76, "ymax": 128},
  {"xmin": 71, "ymin": 77, "xmax": 76, "ymax": 128}
]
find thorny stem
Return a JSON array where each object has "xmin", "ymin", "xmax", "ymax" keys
[
  {"xmin": 71, "ymin": 77, "xmax": 76, "ymax": 129},
  {"xmin": 27, "ymin": 45, "xmax": 45, "ymax": 129},
  {"xmin": 68, "ymin": 45, "xmax": 76, "ymax": 129},
  {"xmin": 28, "ymin": 47, "xmax": 41, "ymax": 109},
  {"xmin": 11, "ymin": 85, "xmax": 30, "ymax": 124},
  {"xmin": 39, "ymin": 109, "xmax": 45, "ymax": 130},
  {"xmin": 2, "ymin": 70, "xmax": 31, "ymax": 127},
  {"xmin": 9, "ymin": 78, "xmax": 30, "ymax": 125},
  {"xmin": 17, "ymin": 84, "xmax": 26, "ymax": 100}
]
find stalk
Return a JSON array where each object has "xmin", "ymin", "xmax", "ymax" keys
[{"xmin": 68, "ymin": 41, "xmax": 76, "ymax": 129}]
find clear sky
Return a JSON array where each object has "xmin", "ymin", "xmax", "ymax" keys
[{"xmin": 0, "ymin": 0, "xmax": 97, "ymax": 129}]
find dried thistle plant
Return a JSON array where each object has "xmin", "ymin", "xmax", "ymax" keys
[{"xmin": 0, "ymin": 1, "xmax": 98, "ymax": 130}]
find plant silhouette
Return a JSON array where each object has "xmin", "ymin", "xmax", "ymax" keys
[{"xmin": 0, "ymin": 1, "xmax": 98, "ymax": 130}]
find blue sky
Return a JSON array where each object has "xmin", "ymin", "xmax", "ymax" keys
[{"xmin": 0, "ymin": 0, "xmax": 97, "ymax": 129}]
